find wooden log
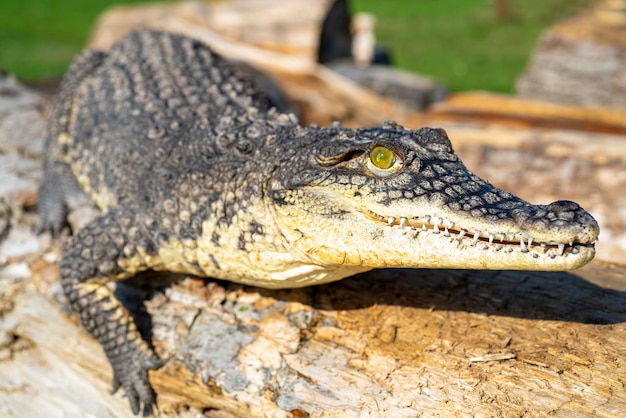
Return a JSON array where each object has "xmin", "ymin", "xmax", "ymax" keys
[
  {"xmin": 417, "ymin": 91, "xmax": 626, "ymax": 135},
  {"xmin": 516, "ymin": 0, "xmax": 626, "ymax": 109},
  {"xmin": 2, "ymin": 253, "xmax": 625, "ymax": 417}
]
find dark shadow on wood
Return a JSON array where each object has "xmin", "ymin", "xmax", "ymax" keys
[{"xmin": 257, "ymin": 266, "xmax": 626, "ymax": 325}]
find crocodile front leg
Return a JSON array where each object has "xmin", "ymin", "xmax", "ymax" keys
[{"xmin": 60, "ymin": 208, "xmax": 164, "ymax": 415}]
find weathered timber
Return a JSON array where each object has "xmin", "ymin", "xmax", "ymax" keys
[
  {"xmin": 516, "ymin": 0, "xmax": 626, "ymax": 109},
  {"xmin": 419, "ymin": 91, "xmax": 626, "ymax": 135},
  {"xmin": 2, "ymin": 254, "xmax": 625, "ymax": 417}
]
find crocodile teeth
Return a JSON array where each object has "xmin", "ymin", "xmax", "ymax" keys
[{"xmin": 371, "ymin": 211, "xmax": 580, "ymax": 259}]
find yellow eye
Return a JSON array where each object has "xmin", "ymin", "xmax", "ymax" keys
[{"xmin": 370, "ymin": 146, "xmax": 395, "ymax": 169}]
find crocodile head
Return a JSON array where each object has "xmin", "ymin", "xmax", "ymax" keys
[{"xmin": 266, "ymin": 122, "xmax": 598, "ymax": 285}]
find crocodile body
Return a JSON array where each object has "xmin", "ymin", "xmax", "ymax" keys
[{"xmin": 37, "ymin": 30, "xmax": 599, "ymax": 415}]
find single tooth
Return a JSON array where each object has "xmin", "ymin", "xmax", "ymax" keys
[
  {"xmin": 400, "ymin": 217, "xmax": 407, "ymax": 228},
  {"xmin": 520, "ymin": 238, "xmax": 528, "ymax": 253},
  {"xmin": 498, "ymin": 233, "xmax": 505, "ymax": 242},
  {"xmin": 528, "ymin": 237, "xmax": 533, "ymax": 247},
  {"xmin": 422, "ymin": 224, "xmax": 427, "ymax": 231},
  {"xmin": 488, "ymin": 233, "xmax": 494, "ymax": 244},
  {"xmin": 388, "ymin": 216, "xmax": 395, "ymax": 226},
  {"xmin": 509, "ymin": 233, "xmax": 515, "ymax": 241},
  {"xmin": 433, "ymin": 223, "xmax": 440, "ymax": 234},
  {"xmin": 458, "ymin": 229, "xmax": 467, "ymax": 239},
  {"xmin": 558, "ymin": 243, "xmax": 565, "ymax": 256},
  {"xmin": 378, "ymin": 215, "xmax": 384, "ymax": 221},
  {"xmin": 444, "ymin": 227, "xmax": 450, "ymax": 237},
  {"xmin": 569, "ymin": 241, "xmax": 573, "ymax": 246},
  {"xmin": 572, "ymin": 247, "xmax": 580, "ymax": 254},
  {"xmin": 472, "ymin": 231, "xmax": 481, "ymax": 244}
]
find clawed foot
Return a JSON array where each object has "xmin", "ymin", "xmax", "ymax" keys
[{"xmin": 110, "ymin": 349, "xmax": 166, "ymax": 416}]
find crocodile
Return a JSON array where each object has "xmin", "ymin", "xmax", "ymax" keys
[{"xmin": 37, "ymin": 30, "xmax": 599, "ymax": 415}]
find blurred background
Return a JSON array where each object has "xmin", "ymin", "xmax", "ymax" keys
[{"xmin": 0, "ymin": 0, "xmax": 589, "ymax": 92}]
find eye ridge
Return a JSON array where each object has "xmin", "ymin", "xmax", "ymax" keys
[{"xmin": 371, "ymin": 145, "xmax": 396, "ymax": 169}]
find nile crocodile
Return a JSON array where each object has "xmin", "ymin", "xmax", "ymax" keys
[{"xmin": 37, "ymin": 30, "xmax": 599, "ymax": 415}]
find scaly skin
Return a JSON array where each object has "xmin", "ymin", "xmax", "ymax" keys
[{"xmin": 37, "ymin": 30, "xmax": 599, "ymax": 415}]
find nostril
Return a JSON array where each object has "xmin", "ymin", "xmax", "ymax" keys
[{"xmin": 547, "ymin": 200, "xmax": 581, "ymax": 213}]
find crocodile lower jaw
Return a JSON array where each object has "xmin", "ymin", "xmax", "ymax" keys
[{"xmin": 365, "ymin": 209, "xmax": 596, "ymax": 261}]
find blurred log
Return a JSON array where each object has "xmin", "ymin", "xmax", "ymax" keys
[
  {"xmin": 418, "ymin": 91, "xmax": 626, "ymax": 135},
  {"xmin": 516, "ymin": 0, "xmax": 626, "ymax": 109}
]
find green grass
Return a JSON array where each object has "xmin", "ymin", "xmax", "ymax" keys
[
  {"xmin": 352, "ymin": 0, "xmax": 589, "ymax": 92},
  {"xmin": 0, "ymin": 0, "xmax": 589, "ymax": 92},
  {"xmin": 0, "ymin": 0, "xmax": 149, "ymax": 80}
]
